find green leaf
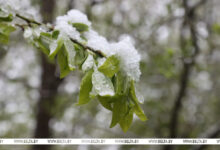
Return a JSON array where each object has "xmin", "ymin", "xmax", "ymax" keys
[
  {"xmin": 75, "ymin": 69, "xmax": 93, "ymax": 106},
  {"xmin": 64, "ymin": 39, "xmax": 76, "ymax": 70},
  {"xmin": 130, "ymin": 80, "xmax": 147, "ymax": 121},
  {"xmin": 98, "ymin": 55, "xmax": 120, "ymax": 78},
  {"xmin": 0, "ymin": 32, "xmax": 8, "ymax": 44},
  {"xmin": 52, "ymin": 30, "xmax": 60, "ymax": 39},
  {"xmin": 0, "ymin": 11, "xmax": 13, "ymax": 22},
  {"xmin": 119, "ymin": 108, "xmax": 133, "ymax": 132},
  {"xmin": 38, "ymin": 32, "xmax": 53, "ymax": 55},
  {"xmin": 110, "ymin": 96, "xmax": 127, "ymax": 128},
  {"xmin": 35, "ymin": 39, "xmax": 50, "ymax": 55},
  {"xmin": 98, "ymin": 96, "xmax": 117, "ymax": 111},
  {"xmin": 57, "ymin": 47, "xmax": 71, "ymax": 78},
  {"xmin": 40, "ymin": 32, "xmax": 52, "ymax": 38},
  {"xmin": 72, "ymin": 23, "xmax": 89, "ymax": 33},
  {"xmin": 0, "ymin": 23, "xmax": 16, "ymax": 44},
  {"xmin": 49, "ymin": 37, "xmax": 64, "ymax": 59},
  {"xmin": 0, "ymin": 23, "xmax": 16, "ymax": 34},
  {"xmin": 82, "ymin": 53, "xmax": 94, "ymax": 72},
  {"xmin": 114, "ymin": 71, "xmax": 130, "ymax": 95},
  {"xmin": 74, "ymin": 43, "xmax": 87, "ymax": 67},
  {"xmin": 92, "ymin": 70, "xmax": 115, "ymax": 96},
  {"xmin": 212, "ymin": 24, "xmax": 220, "ymax": 34}
]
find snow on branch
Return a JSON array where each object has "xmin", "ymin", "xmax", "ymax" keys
[{"xmin": 0, "ymin": 2, "xmax": 146, "ymax": 132}]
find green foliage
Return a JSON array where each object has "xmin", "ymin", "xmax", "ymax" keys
[
  {"xmin": 64, "ymin": 39, "xmax": 76, "ymax": 70},
  {"xmin": 98, "ymin": 96, "xmax": 115, "ymax": 111},
  {"xmin": 0, "ymin": 9, "xmax": 13, "ymax": 22},
  {"xmin": 76, "ymin": 69, "xmax": 93, "ymax": 106},
  {"xmin": 130, "ymin": 80, "xmax": 147, "ymax": 121},
  {"xmin": 153, "ymin": 48, "xmax": 176, "ymax": 78},
  {"xmin": 92, "ymin": 69, "xmax": 115, "ymax": 96},
  {"xmin": 52, "ymin": 30, "xmax": 60, "ymax": 39},
  {"xmin": 212, "ymin": 24, "xmax": 220, "ymax": 34},
  {"xmin": 57, "ymin": 47, "xmax": 71, "ymax": 78},
  {"xmin": 119, "ymin": 107, "xmax": 134, "ymax": 132},
  {"xmin": 72, "ymin": 23, "xmax": 89, "ymax": 33},
  {"xmin": 110, "ymin": 96, "xmax": 127, "ymax": 128},
  {"xmin": 0, "ymin": 10, "xmax": 147, "ymax": 132},
  {"xmin": 37, "ymin": 32, "xmax": 53, "ymax": 55},
  {"xmin": 98, "ymin": 55, "xmax": 120, "ymax": 78},
  {"xmin": 74, "ymin": 43, "xmax": 88, "ymax": 67},
  {"xmin": 49, "ymin": 37, "xmax": 64, "ymax": 59},
  {"xmin": 114, "ymin": 71, "xmax": 129, "ymax": 95},
  {"xmin": 0, "ymin": 23, "xmax": 15, "ymax": 44}
]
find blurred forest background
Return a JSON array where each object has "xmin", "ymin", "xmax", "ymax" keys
[{"xmin": 0, "ymin": 0, "xmax": 220, "ymax": 150}]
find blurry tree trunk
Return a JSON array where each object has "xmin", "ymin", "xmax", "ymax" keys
[
  {"xmin": 164, "ymin": 0, "xmax": 206, "ymax": 150},
  {"xmin": 32, "ymin": 0, "xmax": 61, "ymax": 150}
]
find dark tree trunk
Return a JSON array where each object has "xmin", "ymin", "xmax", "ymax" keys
[{"xmin": 32, "ymin": 1, "xmax": 61, "ymax": 150}]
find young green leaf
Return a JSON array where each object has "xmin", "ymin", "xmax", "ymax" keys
[
  {"xmin": 38, "ymin": 32, "xmax": 53, "ymax": 55},
  {"xmin": 98, "ymin": 96, "xmax": 117, "ymax": 111},
  {"xmin": 98, "ymin": 55, "xmax": 120, "ymax": 78},
  {"xmin": 64, "ymin": 39, "xmax": 76, "ymax": 70},
  {"xmin": 74, "ymin": 43, "xmax": 87, "ymax": 67},
  {"xmin": 35, "ymin": 39, "xmax": 50, "ymax": 55},
  {"xmin": 49, "ymin": 37, "xmax": 64, "ymax": 59},
  {"xmin": 212, "ymin": 24, "xmax": 220, "ymax": 35},
  {"xmin": 40, "ymin": 32, "xmax": 52, "ymax": 38},
  {"xmin": 57, "ymin": 48, "xmax": 71, "ymax": 78},
  {"xmin": 110, "ymin": 96, "xmax": 127, "ymax": 128},
  {"xmin": 0, "ymin": 23, "xmax": 16, "ymax": 44},
  {"xmin": 119, "ymin": 108, "xmax": 133, "ymax": 132},
  {"xmin": 114, "ymin": 71, "xmax": 130, "ymax": 95},
  {"xmin": 130, "ymin": 80, "xmax": 147, "ymax": 121},
  {"xmin": 0, "ymin": 23, "xmax": 16, "ymax": 34},
  {"xmin": 72, "ymin": 23, "xmax": 89, "ymax": 33},
  {"xmin": 82, "ymin": 53, "xmax": 94, "ymax": 72},
  {"xmin": 0, "ymin": 11, "xmax": 13, "ymax": 22},
  {"xmin": 92, "ymin": 69, "xmax": 115, "ymax": 96},
  {"xmin": 52, "ymin": 30, "xmax": 60, "ymax": 39},
  {"xmin": 0, "ymin": 32, "xmax": 8, "ymax": 44},
  {"xmin": 98, "ymin": 97, "xmax": 112, "ymax": 111},
  {"xmin": 75, "ymin": 69, "xmax": 93, "ymax": 106}
]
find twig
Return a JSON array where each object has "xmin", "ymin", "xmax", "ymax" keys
[
  {"xmin": 91, "ymin": 0, "xmax": 108, "ymax": 6},
  {"xmin": 70, "ymin": 38, "xmax": 105, "ymax": 57},
  {"xmin": 16, "ymin": 14, "xmax": 41, "ymax": 25},
  {"xmin": 164, "ymin": 0, "xmax": 207, "ymax": 150},
  {"xmin": 14, "ymin": 13, "xmax": 106, "ymax": 57},
  {"xmin": 170, "ymin": 0, "xmax": 201, "ymax": 137}
]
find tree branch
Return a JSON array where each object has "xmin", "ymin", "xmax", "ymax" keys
[
  {"xmin": 164, "ymin": 0, "xmax": 207, "ymax": 150},
  {"xmin": 170, "ymin": 0, "xmax": 202, "ymax": 137},
  {"xmin": 16, "ymin": 14, "xmax": 41, "ymax": 25},
  {"xmin": 14, "ymin": 13, "xmax": 106, "ymax": 58},
  {"xmin": 91, "ymin": 0, "xmax": 108, "ymax": 6}
]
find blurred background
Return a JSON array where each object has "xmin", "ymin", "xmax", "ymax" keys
[{"xmin": 0, "ymin": 0, "xmax": 220, "ymax": 150}]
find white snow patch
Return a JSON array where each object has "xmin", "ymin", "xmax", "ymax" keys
[
  {"xmin": 110, "ymin": 36, "xmax": 141, "ymax": 81},
  {"xmin": 67, "ymin": 9, "xmax": 91, "ymax": 26},
  {"xmin": 85, "ymin": 30, "xmax": 113, "ymax": 56},
  {"xmin": 55, "ymin": 16, "xmax": 81, "ymax": 40},
  {"xmin": 55, "ymin": 9, "xmax": 141, "ymax": 81},
  {"xmin": 0, "ymin": 0, "xmax": 41, "ymax": 21}
]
